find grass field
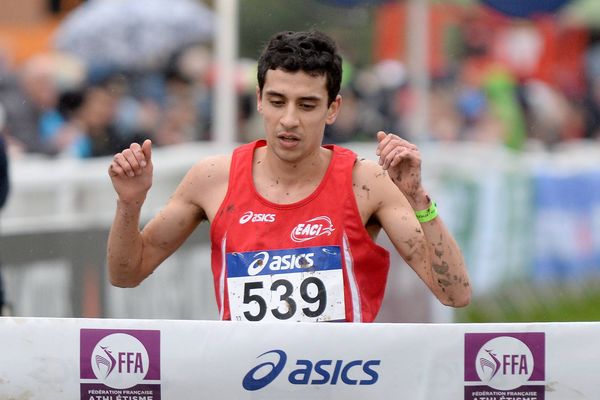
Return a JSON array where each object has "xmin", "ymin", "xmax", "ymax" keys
[{"xmin": 456, "ymin": 279, "xmax": 600, "ymax": 323}]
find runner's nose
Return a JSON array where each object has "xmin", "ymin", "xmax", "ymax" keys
[{"xmin": 280, "ymin": 104, "xmax": 300, "ymax": 129}]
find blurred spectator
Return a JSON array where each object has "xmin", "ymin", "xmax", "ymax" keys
[
  {"xmin": 522, "ymin": 79, "xmax": 583, "ymax": 147},
  {"xmin": 0, "ymin": 126, "xmax": 9, "ymax": 315},
  {"xmin": 583, "ymin": 41, "xmax": 600, "ymax": 139},
  {"xmin": 153, "ymin": 64, "xmax": 202, "ymax": 145},
  {"xmin": 428, "ymin": 81, "xmax": 462, "ymax": 142},
  {"xmin": 44, "ymin": 88, "xmax": 87, "ymax": 157},
  {"xmin": 174, "ymin": 44, "xmax": 213, "ymax": 139},
  {"xmin": 325, "ymin": 85, "xmax": 386, "ymax": 143},
  {"xmin": 52, "ymin": 75, "xmax": 149, "ymax": 158},
  {"xmin": 583, "ymin": 76, "xmax": 600, "ymax": 139},
  {"xmin": 0, "ymin": 54, "xmax": 60, "ymax": 155},
  {"xmin": 324, "ymin": 87, "xmax": 363, "ymax": 143}
]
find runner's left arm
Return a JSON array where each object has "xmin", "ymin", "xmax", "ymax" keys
[{"xmin": 373, "ymin": 132, "xmax": 471, "ymax": 307}]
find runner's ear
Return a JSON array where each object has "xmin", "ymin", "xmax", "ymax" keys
[
  {"xmin": 256, "ymin": 86, "xmax": 263, "ymax": 113},
  {"xmin": 326, "ymin": 95, "xmax": 342, "ymax": 125}
]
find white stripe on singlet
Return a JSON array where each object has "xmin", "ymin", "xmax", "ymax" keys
[
  {"xmin": 219, "ymin": 235, "xmax": 227, "ymax": 320},
  {"xmin": 343, "ymin": 232, "xmax": 361, "ymax": 322}
]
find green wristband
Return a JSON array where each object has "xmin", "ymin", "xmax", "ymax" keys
[{"xmin": 415, "ymin": 201, "xmax": 438, "ymax": 223}]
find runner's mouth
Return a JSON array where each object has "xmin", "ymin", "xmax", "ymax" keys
[{"xmin": 277, "ymin": 134, "xmax": 300, "ymax": 142}]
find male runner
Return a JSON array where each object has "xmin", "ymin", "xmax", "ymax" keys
[{"xmin": 107, "ymin": 30, "xmax": 471, "ymax": 322}]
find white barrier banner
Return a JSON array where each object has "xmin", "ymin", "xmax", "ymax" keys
[{"xmin": 1, "ymin": 317, "xmax": 599, "ymax": 399}]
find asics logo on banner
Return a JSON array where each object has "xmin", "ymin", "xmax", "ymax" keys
[
  {"xmin": 248, "ymin": 251, "xmax": 315, "ymax": 276},
  {"xmin": 239, "ymin": 211, "xmax": 276, "ymax": 224},
  {"xmin": 242, "ymin": 349, "xmax": 380, "ymax": 391},
  {"xmin": 243, "ymin": 350, "xmax": 287, "ymax": 391},
  {"xmin": 291, "ymin": 216, "xmax": 335, "ymax": 242}
]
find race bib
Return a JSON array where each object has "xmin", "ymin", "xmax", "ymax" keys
[{"xmin": 226, "ymin": 246, "xmax": 345, "ymax": 322}]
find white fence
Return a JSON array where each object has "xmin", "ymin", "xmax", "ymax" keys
[{"xmin": 0, "ymin": 316, "xmax": 597, "ymax": 399}]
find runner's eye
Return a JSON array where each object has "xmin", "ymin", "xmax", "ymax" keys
[{"xmin": 300, "ymin": 103, "xmax": 316, "ymax": 110}]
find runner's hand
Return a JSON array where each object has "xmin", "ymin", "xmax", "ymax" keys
[
  {"xmin": 108, "ymin": 139, "xmax": 153, "ymax": 204},
  {"xmin": 375, "ymin": 131, "xmax": 425, "ymax": 205}
]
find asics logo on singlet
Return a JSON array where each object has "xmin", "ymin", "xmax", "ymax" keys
[
  {"xmin": 290, "ymin": 216, "xmax": 335, "ymax": 243},
  {"xmin": 247, "ymin": 251, "xmax": 315, "ymax": 276},
  {"xmin": 239, "ymin": 211, "xmax": 276, "ymax": 224}
]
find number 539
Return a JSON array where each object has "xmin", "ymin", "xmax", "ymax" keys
[{"xmin": 242, "ymin": 277, "xmax": 327, "ymax": 321}]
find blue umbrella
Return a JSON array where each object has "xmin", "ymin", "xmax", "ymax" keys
[
  {"xmin": 53, "ymin": 0, "xmax": 214, "ymax": 71},
  {"xmin": 480, "ymin": 0, "xmax": 572, "ymax": 18}
]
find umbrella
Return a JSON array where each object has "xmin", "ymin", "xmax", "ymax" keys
[
  {"xmin": 53, "ymin": 0, "xmax": 214, "ymax": 71},
  {"xmin": 480, "ymin": 0, "xmax": 572, "ymax": 18}
]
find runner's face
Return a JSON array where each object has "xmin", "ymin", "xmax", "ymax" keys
[{"xmin": 257, "ymin": 69, "xmax": 340, "ymax": 160}]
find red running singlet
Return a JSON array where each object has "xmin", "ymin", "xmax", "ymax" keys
[{"xmin": 210, "ymin": 140, "xmax": 390, "ymax": 322}]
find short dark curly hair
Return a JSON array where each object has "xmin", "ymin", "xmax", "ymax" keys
[{"xmin": 257, "ymin": 30, "xmax": 343, "ymax": 105}]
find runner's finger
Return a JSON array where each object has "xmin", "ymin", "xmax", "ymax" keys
[
  {"xmin": 108, "ymin": 162, "xmax": 125, "ymax": 177},
  {"xmin": 113, "ymin": 153, "xmax": 135, "ymax": 177},
  {"xmin": 141, "ymin": 139, "xmax": 152, "ymax": 165},
  {"xmin": 389, "ymin": 147, "xmax": 415, "ymax": 168},
  {"xmin": 122, "ymin": 148, "xmax": 142, "ymax": 176}
]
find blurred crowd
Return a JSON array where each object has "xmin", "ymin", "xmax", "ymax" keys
[
  {"xmin": 2, "ymin": 5, "xmax": 600, "ymax": 159},
  {"xmin": 330, "ymin": 5, "xmax": 600, "ymax": 150},
  {"xmin": 0, "ymin": 42, "xmax": 217, "ymax": 158}
]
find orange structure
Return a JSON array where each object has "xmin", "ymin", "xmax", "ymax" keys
[{"xmin": 0, "ymin": 0, "xmax": 82, "ymax": 66}]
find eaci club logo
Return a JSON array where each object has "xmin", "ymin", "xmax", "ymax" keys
[
  {"xmin": 80, "ymin": 329, "xmax": 161, "ymax": 399},
  {"xmin": 243, "ymin": 349, "xmax": 380, "ymax": 391},
  {"xmin": 464, "ymin": 332, "xmax": 545, "ymax": 400}
]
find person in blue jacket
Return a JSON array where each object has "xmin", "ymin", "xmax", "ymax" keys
[{"xmin": 0, "ymin": 132, "xmax": 9, "ymax": 315}]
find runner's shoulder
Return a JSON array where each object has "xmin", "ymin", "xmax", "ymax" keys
[
  {"xmin": 352, "ymin": 157, "xmax": 390, "ymax": 186},
  {"xmin": 189, "ymin": 153, "xmax": 232, "ymax": 185}
]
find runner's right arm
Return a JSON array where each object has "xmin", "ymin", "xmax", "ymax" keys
[{"xmin": 107, "ymin": 140, "xmax": 204, "ymax": 287}]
